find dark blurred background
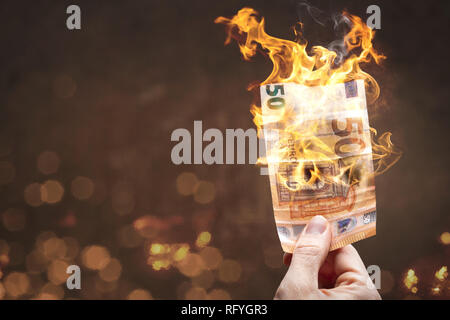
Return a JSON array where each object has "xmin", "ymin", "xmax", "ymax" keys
[{"xmin": 0, "ymin": 0, "xmax": 448, "ymax": 299}]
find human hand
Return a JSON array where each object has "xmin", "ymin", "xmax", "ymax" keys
[{"xmin": 274, "ymin": 215, "xmax": 381, "ymax": 300}]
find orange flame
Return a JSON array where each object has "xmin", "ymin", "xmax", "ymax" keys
[
  {"xmin": 215, "ymin": 8, "xmax": 401, "ymax": 188},
  {"xmin": 216, "ymin": 8, "xmax": 383, "ymax": 93}
]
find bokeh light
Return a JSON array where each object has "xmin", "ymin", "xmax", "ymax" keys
[
  {"xmin": 207, "ymin": 288, "xmax": 231, "ymax": 300},
  {"xmin": 36, "ymin": 151, "xmax": 60, "ymax": 175},
  {"xmin": 196, "ymin": 231, "xmax": 211, "ymax": 248},
  {"xmin": 173, "ymin": 244, "xmax": 190, "ymax": 262},
  {"xmin": 199, "ymin": 247, "xmax": 222, "ymax": 270},
  {"xmin": 176, "ymin": 253, "xmax": 204, "ymax": 277},
  {"xmin": 4, "ymin": 272, "xmax": 30, "ymax": 298},
  {"xmin": 435, "ymin": 266, "xmax": 448, "ymax": 281},
  {"xmin": 403, "ymin": 269, "xmax": 418, "ymax": 294},
  {"xmin": 127, "ymin": 289, "xmax": 153, "ymax": 300},
  {"xmin": 81, "ymin": 245, "xmax": 111, "ymax": 270},
  {"xmin": 99, "ymin": 258, "xmax": 122, "ymax": 282},
  {"xmin": 176, "ymin": 172, "xmax": 198, "ymax": 196},
  {"xmin": 47, "ymin": 260, "xmax": 70, "ymax": 285},
  {"xmin": 36, "ymin": 282, "xmax": 64, "ymax": 300},
  {"xmin": 41, "ymin": 237, "xmax": 67, "ymax": 260},
  {"xmin": 194, "ymin": 181, "xmax": 215, "ymax": 204},
  {"xmin": 26, "ymin": 250, "xmax": 49, "ymax": 274},
  {"xmin": 24, "ymin": 183, "xmax": 43, "ymax": 207},
  {"xmin": 185, "ymin": 286, "xmax": 207, "ymax": 299},
  {"xmin": 71, "ymin": 176, "xmax": 95, "ymax": 200},
  {"xmin": 40, "ymin": 180, "xmax": 64, "ymax": 204},
  {"xmin": 2, "ymin": 208, "xmax": 26, "ymax": 232},
  {"xmin": 440, "ymin": 232, "xmax": 450, "ymax": 245},
  {"xmin": 62, "ymin": 237, "xmax": 80, "ymax": 260}
]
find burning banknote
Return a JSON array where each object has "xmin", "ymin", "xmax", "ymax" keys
[
  {"xmin": 216, "ymin": 8, "xmax": 401, "ymax": 252},
  {"xmin": 261, "ymin": 80, "xmax": 376, "ymax": 251}
]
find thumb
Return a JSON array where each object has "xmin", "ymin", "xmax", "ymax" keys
[{"xmin": 288, "ymin": 215, "xmax": 332, "ymax": 291}]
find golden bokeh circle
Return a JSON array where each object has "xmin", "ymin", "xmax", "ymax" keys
[
  {"xmin": 47, "ymin": 259, "xmax": 69, "ymax": 285},
  {"xmin": 81, "ymin": 245, "xmax": 111, "ymax": 270},
  {"xmin": 176, "ymin": 253, "xmax": 205, "ymax": 277},
  {"xmin": 40, "ymin": 180, "xmax": 64, "ymax": 204},
  {"xmin": 207, "ymin": 288, "xmax": 231, "ymax": 300},
  {"xmin": 4, "ymin": 272, "xmax": 30, "ymax": 298},
  {"xmin": 185, "ymin": 286, "xmax": 207, "ymax": 299},
  {"xmin": 440, "ymin": 232, "xmax": 450, "ymax": 245},
  {"xmin": 176, "ymin": 172, "xmax": 198, "ymax": 196},
  {"xmin": 2, "ymin": 208, "xmax": 26, "ymax": 232},
  {"xmin": 127, "ymin": 289, "xmax": 153, "ymax": 300},
  {"xmin": 24, "ymin": 183, "xmax": 43, "ymax": 207},
  {"xmin": 99, "ymin": 258, "xmax": 122, "ymax": 282},
  {"xmin": 71, "ymin": 176, "xmax": 95, "ymax": 200},
  {"xmin": 194, "ymin": 181, "xmax": 216, "ymax": 204},
  {"xmin": 199, "ymin": 246, "xmax": 223, "ymax": 270}
]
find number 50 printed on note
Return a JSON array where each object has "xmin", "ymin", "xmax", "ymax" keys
[{"xmin": 260, "ymin": 80, "xmax": 376, "ymax": 252}]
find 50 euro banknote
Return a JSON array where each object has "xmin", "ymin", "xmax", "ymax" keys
[{"xmin": 260, "ymin": 79, "xmax": 377, "ymax": 252}]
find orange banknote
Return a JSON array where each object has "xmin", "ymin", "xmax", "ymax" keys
[{"xmin": 260, "ymin": 80, "xmax": 376, "ymax": 252}]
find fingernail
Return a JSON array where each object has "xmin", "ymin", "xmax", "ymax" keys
[{"xmin": 305, "ymin": 215, "xmax": 328, "ymax": 235}]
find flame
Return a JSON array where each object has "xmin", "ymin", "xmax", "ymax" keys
[
  {"xmin": 404, "ymin": 269, "xmax": 419, "ymax": 293},
  {"xmin": 215, "ymin": 8, "xmax": 401, "ymax": 189},
  {"xmin": 215, "ymin": 8, "xmax": 383, "ymax": 92}
]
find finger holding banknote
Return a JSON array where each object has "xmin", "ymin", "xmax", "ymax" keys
[{"xmin": 275, "ymin": 215, "xmax": 381, "ymax": 300}]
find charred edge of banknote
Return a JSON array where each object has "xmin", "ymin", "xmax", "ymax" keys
[
  {"xmin": 276, "ymin": 161, "xmax": 351, "ymax": 202},
  {"xmin": 275, "ymin": 162, "xmax": 363, "ymax": 218}
]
